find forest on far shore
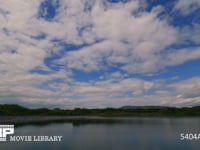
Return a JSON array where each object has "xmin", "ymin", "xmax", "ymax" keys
[{"xmin": 0, "ymin": 104, "xmax": 200, "ymax": 117}]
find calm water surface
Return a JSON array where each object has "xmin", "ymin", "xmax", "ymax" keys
[{"xmin": 0, "ymin": 117, "xmax": 200, "ymax": 150}]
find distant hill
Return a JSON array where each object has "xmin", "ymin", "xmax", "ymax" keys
[
  {"xmin": 0, "ymin": 104, "xmax": 200, "ymax": 117},
  {"xmin": 120, "ymin": 106, "xmax": 172, "ymax": 109}
]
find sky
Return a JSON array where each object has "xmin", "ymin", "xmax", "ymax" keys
[{"xmin": 0, "ymin": 0, "xmax": 200, "ymax": 108}]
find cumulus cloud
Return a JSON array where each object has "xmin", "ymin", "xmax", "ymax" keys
[
  {"xmin": 57, "ymin": 1, "xmax": 178, "ymax": 73},
  {"xmin": 0, "ymin": 0, "xmax": 200, "ymax": 108}
]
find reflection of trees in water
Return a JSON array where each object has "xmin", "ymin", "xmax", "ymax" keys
[{"xmin": 9, "ymin": 117, "xmax": 178, "ymax": 128}]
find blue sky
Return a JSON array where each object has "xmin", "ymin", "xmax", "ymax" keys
[{"xmin": 0, "ymin": 0, "xmax": 200, "ymax": 108}]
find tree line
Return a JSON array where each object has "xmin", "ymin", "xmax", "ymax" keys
[{"xmin": 0, "ymin": 104, "xmax": 200, "ymax": 117}]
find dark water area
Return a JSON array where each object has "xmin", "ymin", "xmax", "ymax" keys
[{"xmin": 0, "ymin": 117, "xmax": 200, "ymax": 150}]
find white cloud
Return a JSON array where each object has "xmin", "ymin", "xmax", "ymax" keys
[
  {"xmin": 56, "ymin": 1, "xmax": 178, "ymax": 73},
  {"xmin": 174, "ymin": 0, "xmax": 200, "ymax": 15},
  {"xmin": 0, "ymin": 0, "xmax": 200, "ymax": 108},
  {"xmin": 170, "ymin": 77, "xmax": 200, "ymax": 99},
  {"xmin": 179, "ymin": 23, "xmax": 200, "ymax": 44},
  {"xmin": 163, "ymin": 47, "xmax": 200, "ymax": 67},
  {"xmin": 0, "ymin": 0, "xmax": 43, "ymax": 32}
]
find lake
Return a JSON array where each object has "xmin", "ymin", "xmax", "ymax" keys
[{"xmin": 0, "ymin": 117, "xmax": 200, "ymax": 150}]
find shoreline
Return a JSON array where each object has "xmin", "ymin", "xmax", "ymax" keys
[{"xmin": 0, "ymin": 116, "xmax": 199, "ymax": 124}]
